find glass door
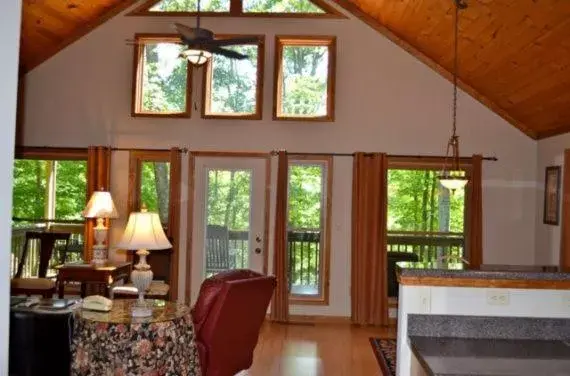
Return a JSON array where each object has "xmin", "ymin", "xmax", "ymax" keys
[{"xmin": 190, "ymin": 156, "xmax": 267, "ymax": 303}]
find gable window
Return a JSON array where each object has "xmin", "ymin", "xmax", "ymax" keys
[
  {"xmin": 131, "ymin": 34, "xmax": 192, "ymax": 117},
  {"xmin": 287, "ymin": 156, "xmax": 332, "ymax": 304},
  {"xmin": 130, "ymin": 0, "xmax": 342, "ymax": 17},
  {"xmin": 274, "ymin": 36, "xmax": 336, "ymax": 121},
  {"xmin": 202, "ymin": 35, "xmax": 265, "ymax": 119},
  {"xmin": 11, "ymin": 148, "xmax": 88, "ymax": 277}
]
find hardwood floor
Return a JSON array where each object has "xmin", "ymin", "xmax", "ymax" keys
[{"xmin": 237, "ymin": 322, "xmax": 396, "ymax": 376}]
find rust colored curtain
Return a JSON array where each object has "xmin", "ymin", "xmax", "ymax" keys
[
  {"xmin": 167, "ymin": 147, "xmax": 182, "ymax": 300},
  {"xmin": 467, "ymin": 154, "xmax": 483, "ymax": 268},
  {"xmin": 270, "ymin": 151, "xmax": 289, "ymax": 323},
  {"xmin": 560, "ymin": 150, "xmax": 570, "ymax": 269},
  {"xmin": 351, "ymin": 152, "xmax": 388, "ymax": 326},
  {"xmin": 84, "ymin": 146, "xmax": 112, "ymax": 262}
]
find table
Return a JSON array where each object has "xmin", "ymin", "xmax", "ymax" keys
[
  {"xmin": 56, "ymin": 261, "xmax": 131, "ymax": 298},
  {"xmin": 71, "ymin": 299, "xmax": 201, "ymax": 376}
]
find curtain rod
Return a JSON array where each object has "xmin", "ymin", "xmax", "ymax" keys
[
  {"xmin": 271, "ymin": 150, "xmax": 498, "ymax": 161},
  {"xmin": 15, "ymin": 146, "xmax": 188, "ymax": 153}
]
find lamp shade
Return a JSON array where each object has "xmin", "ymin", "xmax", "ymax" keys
[
  {"xmin": 116, "ymin": 209, "xmax": 172, "ymax": 250},
  {"xmin": 438, "ymin": 170, "xmax": 468, "ymax": 191},
  {"xmin": 180, "ymin": 49, "xmax": 212, "ymax": 66},
  {"xmin": 83, "ymin": 191, "xmax": 119, "ymax": 218}
]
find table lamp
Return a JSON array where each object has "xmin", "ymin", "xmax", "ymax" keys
[
  {"xmin": 116, "ymin": 205, "xmax": 172, "ymax": 317},
  {"xmin": 83, "ymin": 190, "xmax": 119, "ymax": 265}
]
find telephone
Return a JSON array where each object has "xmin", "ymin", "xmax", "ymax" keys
[{"xmin": 83, "ymin": 295, "xmax": 113, "ymax": 312}]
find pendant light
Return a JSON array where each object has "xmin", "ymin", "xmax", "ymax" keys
[
  {"xmin": 438, "ymin": 0, "xmax": 468, "ymax": 191},
  {"xmin": 180, "ymin": 0, "xmax": 211, "ymax": 67}
]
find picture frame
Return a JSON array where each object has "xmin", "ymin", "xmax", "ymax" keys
[{"xmin": 543, "ymin": 165, "xmax": 561, "ymax": 225}]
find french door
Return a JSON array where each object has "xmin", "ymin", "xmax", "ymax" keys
[{"xmin": 190, "ymin": 156, "xmax": 268, "ymax": 303}]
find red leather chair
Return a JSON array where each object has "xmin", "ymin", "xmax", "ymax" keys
[{"xmin": 192, "ymin": 269, "xmax": 276, "ymax": 376}]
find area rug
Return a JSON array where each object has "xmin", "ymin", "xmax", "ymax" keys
[{"xmin": 369, "ymin": 338, "xmax": 397, "ymax": 376}]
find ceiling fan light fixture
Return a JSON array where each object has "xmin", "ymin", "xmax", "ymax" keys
[
  {"xmin": 439, "ymin": 170, "xmax": 468, "ymax": 191},
  {"xmin": 180, "ymin": 49, "xmax": 212, "ymax": 66}
]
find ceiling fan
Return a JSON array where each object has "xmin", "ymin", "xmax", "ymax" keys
[{"xmin": 173, "ymin": 0, "xmax": 258, "ymax": 66}]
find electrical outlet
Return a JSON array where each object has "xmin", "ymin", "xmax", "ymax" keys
[
  {"xmin": 418, "ymin": 289, "xmax": 431, "ymax": 313},
  {"xmin": 486, "ymin": 290, "xmax": 509, "ymax": 306}
]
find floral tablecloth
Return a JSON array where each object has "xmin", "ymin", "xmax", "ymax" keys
[{"xmin": 71, "ymin": 299, "xmax": 201, "ymax": 376}]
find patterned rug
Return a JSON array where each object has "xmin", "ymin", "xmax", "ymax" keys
[{"xmin": 369, "ymin": 338, "xmax": 397, "ymax": 376}]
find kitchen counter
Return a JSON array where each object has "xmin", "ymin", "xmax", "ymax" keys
[
  {"xmin": 409, "ymin": 336, "xmax": 570, "ymax": 376},
  {"xmin": 397, "ymin": 262, "xmax": 570, "ymax": 289}
]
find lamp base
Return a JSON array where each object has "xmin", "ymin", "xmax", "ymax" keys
[
  {"xmin": 131, "ymin": 300, "xmax": 153, "ymax": 317},
  {"xmin": 91, "ymin": 246, "xmax": 107, "ymax": 266},
  {"xmin": 130, "ymin": 249, "xmax": 153, "ymax": 318}
]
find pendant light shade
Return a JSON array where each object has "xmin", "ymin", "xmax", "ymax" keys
[
  {"xmin": 180, "ymin": 49, "xmax": 212, "ymax": 66},
  {"xmin": 439, "ymin": 171, "xmax": 468, "ymax": 190}
]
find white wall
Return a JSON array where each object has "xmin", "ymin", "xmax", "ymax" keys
[
  {"xmin": 535, "ymin": 134, "xmax": 570, "ymax": 265},
  {"xmin": 1, "ymin": 0, "xmax": 22, "ymax": 372},
  {"xmin": 21, "ymin": 1, "xmax": 538, "ymax": 316}
]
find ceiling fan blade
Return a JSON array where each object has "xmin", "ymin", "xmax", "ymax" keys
[
  {"xmin": 208, "ymin": 46, "xmax": 249, "ymax": 60},
  {"xmin": 210, "ymin": 36, "xmax": 260, "ymax": 46},
  {"xmin": 173, "ymin": 22, "xmax": 198, "ymax": 40}
]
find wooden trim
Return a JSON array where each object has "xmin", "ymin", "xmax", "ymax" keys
[
  {"xmin": 15, "ymin": 146, "xmax": 88, "ymax": 160},
  {"xmin": 127, "ymin": 0, "xmax": 345, "ymax": 18},
  {"xmin": 329, "ymin": 0, "xmax": 538, "ymax": 140},
  {"xmin": 288, "ymin": 314, "xmax": 351, "ymax": 325},
  {"xmin": 263, "ymin": 157, "xmax": 271, "ymax": 275},
  {"xmin": 287, "ymin": 155, "xmax": 333, "ymax": 305},
  {"xmin": 185, "ymin": 153, "xmax": 196, "ymax": 304},
  {"xmin": 560, "ymin": 150, "xmax": 570, "ymax": 269},
  {"xmin": 273, "ymin": 36, "xmax": 336, "ymax": 122},
  {"xmin": 24, "ymin": 0, "xmax": 140, "ymax": 73},
  {"xmin": 190, "ymin": 151, "xmax": 269, "ymax": 158},
  {"xmin": 398, "ymin": 275, "xmax": 570, "ymax": 290},
  {"xmin": 201, "ymin": 35, "xmax": 265, "ymax": 120},
  {"xmin": 167, "ymin": 148, "xmax": 182, "ymax": 301},
  {"xmin": 388, "ymin": 156, "xmax": 473, "ymax": 171},
  {"xmin": 130, "ymin": 34, "xmax": 192, "ymax": 118}
]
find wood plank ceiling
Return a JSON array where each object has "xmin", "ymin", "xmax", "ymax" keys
[{"xmin": 19, "ymin": 0, "xmax": 570, "ymax": 139}]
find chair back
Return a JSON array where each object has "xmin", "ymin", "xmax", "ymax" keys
[
  {"xmin": 387, "ymin": 251, "xmax": 419, "ymax": 298},
  {"xmin": 15, "ymin": 232, "xmax": 70, "ymax": 279},
  {"xmin": 205, "ymin": 225, "xmax": 232, "ymax": 274},
  {"xmin": 192, "ymin": 269, "xmax": 276, "ymax": 376}
]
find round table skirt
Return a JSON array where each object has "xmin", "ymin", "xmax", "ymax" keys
[{"xmin": 71, "ymin": 311, "xmax": 201, "ymax": 376}]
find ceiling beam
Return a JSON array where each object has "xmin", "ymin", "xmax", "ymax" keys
[
  {"xmin": 330, "ymin": 0, "xmax": 539, "ymax": 140},
  {"xmin": 23, "ymin": 0, "xmax": 139, "ymax": 73}
]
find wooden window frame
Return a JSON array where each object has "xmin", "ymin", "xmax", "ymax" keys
[
  {"xmin": 15, "ymin": 146, "xmax": 88, "ymax": 161},
  {"xmin": 131, "ymin": 34, "xmax": 192, "ymax": 118},
  {"xmin": 287, "ymin": 155, "xmax": 332, "ymax": 305},
  {"xmin": 127, "ymin": 150, "xmax": 181, "ymax": 299},
  {"xmin": 201, "ymin": 35, "xmax": 265, "ymax": 120},
  {"xmin": 386, "ymin": 156, "xmax": 474, "ymax": 261},
  {"xmin": 273, "ymin": 35, "xmax": 336, "ymax": 122},
  {"xmin": 128, "ymin": 0, "xmax": 346, "ymax": 18}
]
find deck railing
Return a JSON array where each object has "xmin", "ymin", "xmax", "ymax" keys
[
  {"xmin": 10, "ymin": 223, "xmax": 85, "ymax": 278},
  {"xmin": 387, "ymin": 231, "xmax": 464, "ymax": 262}
]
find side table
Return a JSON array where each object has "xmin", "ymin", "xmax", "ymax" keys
[
  {"xmin": 71, "ymin": 299, "xmax": 201, "ymax": 375},
  {"xmin": 56, "ymin": 262, "xmax": 131, "ymax": 298}
]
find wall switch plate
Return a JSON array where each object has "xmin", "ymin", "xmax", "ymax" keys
[{"xmin": 486, "ymin": 290, "xmax": 510, "ymax": 306}]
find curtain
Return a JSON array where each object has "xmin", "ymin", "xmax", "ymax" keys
[
  {"xmin": 167, "ymin": 147, "xmax": 182, "ymax": 300},
  {"xmin": 351, "ymin": 152, "xmax": 388, "ymax": 326},
  {"xmin": 560, "ymin": 150, "xmax": 570, "ymax": 269},
  {"xmin": 270, "ymin": 151, "xmax": 289, "ymax": 323},
  {"xmin": 84, "ymin": 146, "xmax": 112, "ymax": 262},
  {"xmin": 467, "ymin": 154, "xmax": 483, "ymax": 268}
]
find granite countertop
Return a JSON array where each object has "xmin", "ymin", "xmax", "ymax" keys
[
  {"xmin": 409, "ymin": 336, "xmax": 570, "ymax": 376},
  {"xmin": 397, "ymin": 262, "xmax": 570, "ymax": 281}
]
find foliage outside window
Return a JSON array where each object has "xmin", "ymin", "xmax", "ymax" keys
[
  {"xmin": 150, "ymin": 0, "xmax": 230, "ymax": 12},
  {"xmin": 387, "ymin": 168, "xmax": 466, "ymax": 263},
  {"xmin": 132, "ymin": 35, "xmax": 191, "ymax": 117},
  {"xmin": 141, "ymin": 161, "xmax": 171, "ymax": 226},
  {"xmin": 274, "ymin": 36, "xmax": 336, "ymax": 121},
  {"xmin": 203, "ymin": 36, "xmax": 264, "ymax": 119},
  {"xmin": 131, "ymin": 0, "xmax": 338, "ymax": 16},
  {"xmin": 287, "ymin": 157, "xmax": 332, "ymax": 304}
]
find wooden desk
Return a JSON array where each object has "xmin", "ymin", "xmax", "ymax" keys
[{"xmin": 56, "ymin": 262, "xmax": 131, "ymax": 298}]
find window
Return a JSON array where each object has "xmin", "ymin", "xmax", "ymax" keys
[
  {"xmin": 131, "ymin": 34, "xmax": 192, "ymax": 117},
  {"xmin": 287, "ymin": 156, "xmax": 332, "ymax": 304},
  {"xmin": 274, "ymin": 36, "xmax": 336, "ymax": 121},
  {"xmin": 130, "ymin": 0, "xmax": 342, "ymax": 17},
  {"xmin": 149, "ymin": 0, "xmax": 230, "ymax": 12},
  {"xmin": 11, "ymin": 148, "xmax": 88, "ymax": 277},
  {"xmin": 387, "ymin": 158, "xmax": 470, "ymax": 267},
  {"xmin": 202, "ymin": 35, "xmax": 265, "ymax": 119}
]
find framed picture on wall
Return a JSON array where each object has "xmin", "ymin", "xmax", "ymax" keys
[{"xmin": 543, "ymin": 166, "xmax": 561, "ymax": 225}]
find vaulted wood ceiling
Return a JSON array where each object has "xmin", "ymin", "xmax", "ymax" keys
[{"xmin": 19, "ymin": 0, "xmax": 570, "ymax": 139}]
